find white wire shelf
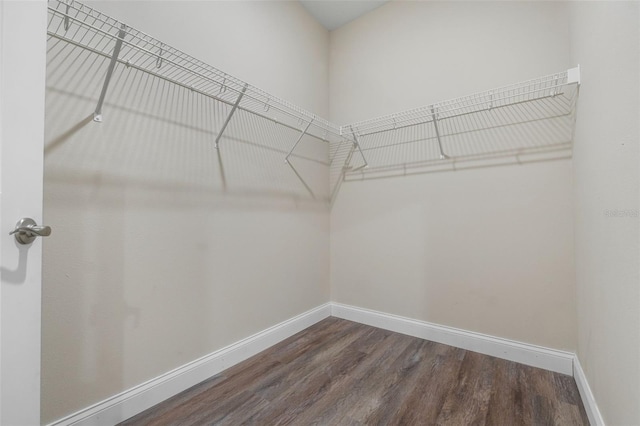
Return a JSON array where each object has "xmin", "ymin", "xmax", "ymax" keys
[
  {"xmin": 46, "ymin": 0, "xmax": 357, "ymax": 203},
  {"xmin": 340, "ymin": 67, "xmax": 580, "ymax": 178},
  {"xmin": 342, "ymin": 68, "xmax": 580, "ymax": 138},
  {"xmin": 47, "ymin": 0, "xmax": 342, "ymax": 141},
  {"xmin": 46, "ymin": 0, "xmax": 580, "ymax": 203}
]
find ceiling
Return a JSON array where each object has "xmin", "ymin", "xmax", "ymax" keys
[{"xmin": 299, "ymin": 1, "xmax": 390, "ymax": 31}]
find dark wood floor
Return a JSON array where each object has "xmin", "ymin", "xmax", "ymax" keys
[{"xmin": 120, "ymin": 317, "xmax": 589, "ymax": 425}]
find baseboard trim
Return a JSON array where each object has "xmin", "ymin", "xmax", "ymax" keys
[
  {"xmin": 49, "ymin": 302, "xmax": 588, "ymax": 425},
  {"xmin": 573, "ymin": 356, "xmax": 605, "ymax": 426},
  {"xmin": 48, "ymin": 303, "xmax": 332, "ymax": 426},
  {"xmin": 331, "ymin": 302, "xmax": 574, "ymax": 375}
]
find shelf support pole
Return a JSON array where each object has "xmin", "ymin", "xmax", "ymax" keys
[
  {"xmin": 343, "ymin": 142, "xmax": 357, "ymax": 175},
  {"xmin": 93, "ymin": 24, "xmax": 127, "ymax": 122},
  {"xmin": 430, "ymin": 106, "xmax": 449, "ymax": 160},
  {"xmin": 330, "ymin": 141, "xmax": 355, "ymax": 205},
  {"xmin": 285, "ymin": 120, "xmax": 313, "ymax": 163},
  {"xmin": 285, "ymin": 120, "xmax": 315, "ymax": 198},
  {"xmin": 350, "ymin": 127, "xmax": 369, "ymax": 171},
  {"xmin": 214, "ymin": 84, "xmax": 248, "ymax": 149}
]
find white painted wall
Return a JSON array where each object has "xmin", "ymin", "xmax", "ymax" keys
[
  {"xmin": 569, "ymin": 3, "xmax": 640, "ymax": 424},
  {"xmin": 88, "ymin": 1, "xmax": 329, "ymax": 115},
  {"xmin": 41, "ymin": 0, "xmax": 640, "ymax": 423},
  {"xmin": 41, "ymin": 1, "xmax": 330, "ymax": 423},
  {"xmin": 330, "ymin": 1, "xmax": 577, "ymax": 351}
]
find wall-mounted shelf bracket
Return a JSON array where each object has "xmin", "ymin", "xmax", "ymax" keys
[
  {"xmin": 214, "ymin": 84, "xmax": 248, "ymax": 149},
  {"xmin": 285, "ymin": 120, "xmax": 313, "ymax": 163},
  {"xmin": 156, "ymin": 43, "xmax": 164, "ymax": 69},
  {"xmin": 349, "ymin": 127, "xmax": 369, "ymax": 171},
  {"xmin": 285, "ymin": 120, "xmax": 315, "ymax": 198},
  {"xmin": 567, "ymin": 65, "xmax": 581, "ymax": 85},
  {"xmin": 430, "ymin": 106, "xmax": 449, "ymax": 160},
  {"xmin": 93, "ymin": 24, "xmax": 127, "ymax": 123}
]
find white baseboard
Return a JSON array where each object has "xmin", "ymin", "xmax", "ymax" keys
[
  {"xmin": 50, "ymin": 302, "xmax": 595, "ymax": 426},
  {"xmin": 331, "ymin": 302, "xmax": 574, "ymax": 375},
  {"xmin": 573, "ymin": 356, "xmax": 605, "ymax": 426},
  {"xmin": 48, "ymin": 303, "xmax": 331, "ymax": 426}
]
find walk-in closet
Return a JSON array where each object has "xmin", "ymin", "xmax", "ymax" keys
[{"xmin": 0, "ymin": 0, "xmax": 638, "ymax": 425}]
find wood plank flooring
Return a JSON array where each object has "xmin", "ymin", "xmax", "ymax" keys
[{"xmin": 120, "ymin": 318, "xmax": 589, "ymax": 425}]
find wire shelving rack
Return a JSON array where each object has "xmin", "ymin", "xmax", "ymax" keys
[
  {"xmin": 47, "ymin": 0, "xmax": 580, "ymax": 202},
  {"xmin": 340, "ymin": 67, "xmax": 580, "ymax": 179},
  {"xmin": 47, "ymin": 0, "xmax": 355, "ymax": 202}
]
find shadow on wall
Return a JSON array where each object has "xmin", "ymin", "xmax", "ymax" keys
[
  {"xmin": 41, "ymin": 37, "xmax": 329, "ymax": 422},
  {"xmin": 343, "ymin": 86, "xmax": 578, "ymax": 182},
  {"xmin": 44, "ymin": 38, "xmax": 330, "ymax": 206}
]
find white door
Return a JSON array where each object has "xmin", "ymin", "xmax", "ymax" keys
[{"xmin": 0, "ymin": 0, "xmax": 48, "ymax": 424}]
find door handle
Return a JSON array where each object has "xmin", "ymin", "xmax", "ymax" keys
[{"xmin": 9, "ymin": 218, "xmax": 52, "ymax": 245}]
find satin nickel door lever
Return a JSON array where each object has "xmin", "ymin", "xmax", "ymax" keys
[{"xmin": 10, "ymin": 218, "xmax": 52, "ymax": 245}]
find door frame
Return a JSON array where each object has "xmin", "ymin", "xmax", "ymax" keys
[{"xmin": 0, "ymin": 0, "xmax": 48, "ymax": 423}]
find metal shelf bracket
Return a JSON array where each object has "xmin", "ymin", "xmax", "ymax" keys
[
  {"xmin": 214, "ymin": 84, "xmax": 248, "ymax": 149},
  {"xmin": 93, "ymin": 24, "xmax": 127, "ymax": 123},
  {"xmin": 350, "ymin": 127, "xmax": 369, "ymax": 171},
  {"xmin": 285, "ymin": 120, "xmax": 315, "ymax": 198},
  {"xmin": 430, "ymin": 106, "xmax": 449, "ymax": 160},
  {"xmin": 285, "ymin": 120, "xmax": 313, "ymax": 163},
  {"xmin": 567, "ymin": 65, "xmax": 581, "ymax": 85}
]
